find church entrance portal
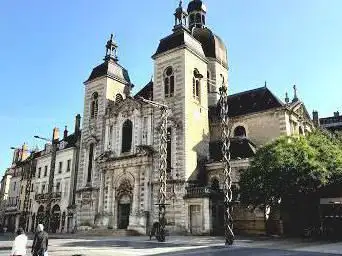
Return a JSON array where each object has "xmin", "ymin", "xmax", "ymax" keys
[{"xmin": 118, "ymin": 195, "xmax": 131, "ymax": 229}]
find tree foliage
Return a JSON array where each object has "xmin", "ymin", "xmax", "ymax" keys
[{"xmin": 239, "ymin": 131, "xmax": 342, "ymax": 207}]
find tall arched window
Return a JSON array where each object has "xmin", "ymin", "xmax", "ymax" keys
[
  {"xmin": 207, "ymin": 71, "xmax": 210, "ymax": 93},
  {"xmin": 121, "ymin": 120, "xmax": 133, "ymax": 153},
  {"xmin": 90, "ymin": 92, "xmax": 99, "ymax": 119},
  {"xmin": 164, "ymin": 66, "xmax": 174, "ymax": 98},
  {"xmin": 196, "ymin": 13, "xmax": 201, "ymax": 23},
  {"xmin": 115, "ymin": 94, "xmax": 123, "ymax": 105},
  {"xmin": 87, "ymin": 143, "xmax": 94, "ymax": 184},
  {"xmin": 193, "ymin": 77, "xmax": 200, "ymax": 101},
  {"xmin": 211, "ymin": 178, "xmax": 220, "ymax": 191},
  {"xmin": 234, "ymin": 126, "xmax": 246, "ymax": 137},
  {"xmin": 190, "ymin": 14, "xmax": 195, "ymax": 24}
]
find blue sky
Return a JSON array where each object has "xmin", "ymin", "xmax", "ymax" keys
[{"xmin": 0, "ymin": 0, "xmax": 341, "ymax": 176}]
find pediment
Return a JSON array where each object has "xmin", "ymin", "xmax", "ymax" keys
[{"xmin": 291, "ymin": 102, "xmax": 311, "ymax": 122}]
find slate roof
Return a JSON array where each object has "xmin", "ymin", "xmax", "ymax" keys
[
  {"xmin": 134, "ymin": 80, "xmax": 153, "ymax": 100},
  {"xmin": 154, "ymin": 29, "xmax": 189, "ymax": 57},
  {"xmin": 209, "ymin": 86, "xmax": 284, "ymax": 119},
  {"xmin": 85, "ymin": 60, "xmax": 131, "ymax": 85},
  {"xmin": 209, "ymin": 137, "xmax": 256, "ymax": 161}
]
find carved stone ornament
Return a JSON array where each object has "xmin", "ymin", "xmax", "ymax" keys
[{"xmin": 116, "ymin": 179, "xmax": 133, "ymax": 198}]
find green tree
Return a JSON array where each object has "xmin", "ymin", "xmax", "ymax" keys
[{"xmin": 239, "ymin": 131, "xmax": 342, "ymax": 234}]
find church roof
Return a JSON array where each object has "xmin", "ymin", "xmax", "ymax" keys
[
  {"xmin": 209, "ymin": 86, "xmax": 284, "ymax": 118},
  {"xmin": 153, "ymin": 28, "xmax": 205, "ymax": 59},
  {"xmin": 134, "ymin": 80, "xmax": 153, "ymax": 100},
  {"xmin": 209, "ymin": 137, "xmax": 256, "ymax": 161},
  {"xmin": 85, "ymin": 60, "xmax": 131, "ymax": 85},
  {"xmin": 192, "ymin": 27, "xmax": 228, "ymax": 67}
]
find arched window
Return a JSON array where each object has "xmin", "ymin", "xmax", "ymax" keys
[
  {"xmin": 115, "ymin": 94, "xmax": 123, "ymax": 104},
  {"xmin": 196, "ymin": 13, "xmax": 201, "ymax": 23},
  {"xmin": 207, "ymin": 71, "xmax": 210, "ymax": 93},
  {"xmin": 211, "ymin": 178, "xmax": 220, "ymax": 191},
  {"xmin": 190, "ymin": 14, "xmax": 195, "ymax": 24},
  {"xmin": 87, "ymin": 143, "xmax": 94, "ymax": 184},
  {"xmin": 192, "ymin": 77, "xmax": 200, "ymax": 101},
  {"xmin": 234, "ymin": 126, "xmax": 246, "ymax": 137},
  {"xmin": 90, "ymin": 92, "xmax": 99, "ymax": 119},
  {"xmin": 164, "ymin": 66, "xmax": 174, "ymax": 98},
  {"xmin": 202, "ymin": 15, "xmax": 206, "ymax": 25},
  {"xmin": 121, "ymin": 120, "xmax": 133, "ymax": 153}
]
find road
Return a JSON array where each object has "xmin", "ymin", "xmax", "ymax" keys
[{"xmin": 1, "ymin": 235, "xmax": 342, "ymax": 255}]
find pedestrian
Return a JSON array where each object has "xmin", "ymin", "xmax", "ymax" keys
[
  {"xmin": 31, "ymin": 224, "xmax": 48, "ymax": 256},
  {"xmin": 10, "ymin": 227, "xmax": 28, "ymax": 256}
]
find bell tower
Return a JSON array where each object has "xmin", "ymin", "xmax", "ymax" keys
[{"xmin": 77, "ymin": 34, "xmax": 132, "ymax": 226}]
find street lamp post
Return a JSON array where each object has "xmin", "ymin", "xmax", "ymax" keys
[
  {"xmin": 194, "ymin": 69, "xmax": 234, "ymax": 245},
  {"xmin": 138, "ymin": 97, "xmax": 169, "ymax": 242},
  {"xmin": 219, "ymin": 84, "xmax": 234, "ymax": 245},
  {"xmin": 34, "ymin": 128, "xmax": 59, "ymax": 232}
]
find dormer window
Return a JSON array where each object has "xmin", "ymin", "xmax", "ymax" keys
[
  {"xmin": 90, "ymin": 92, "xmax": 99, "ymax": 119},
  {"xmin": 164, "ymin": 66, "xmax": 174, "ymax": 98}
]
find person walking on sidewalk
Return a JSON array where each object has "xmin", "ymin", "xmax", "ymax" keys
[
  {"xmin": 10, "ymin": 227, "xmax": 28, "ymax": 256},
  {"xmin": 31, "ymin": 224, "xmax": 48, "ymax": 256}
]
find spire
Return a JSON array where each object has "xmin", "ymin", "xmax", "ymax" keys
[
  {"xmin": 285, "ymin": 92, "xmax": 289, "ymax": 104},
  {"xmin": 174, "ymin": 0, "xmax": 188, "ymax": 31},
  {"xmin": 264, "ymin": 81, "xmax": 267, "ymax": 88},
  {"xmin": 292, "ymin": 84, "xmax": 299, "ymax": 102},
  {"xmin": 105, "ymin": 34, "xmax": 118, "ymax": 61}
]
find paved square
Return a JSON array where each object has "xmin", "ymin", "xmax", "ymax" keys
[{"xmin": 1, "ymin": 235, "xmax": 342, "ymax": 255}]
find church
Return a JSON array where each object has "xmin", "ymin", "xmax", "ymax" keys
[{"xmin": 75, "ymin": 0, "xmax": 315, "ymax": 235}]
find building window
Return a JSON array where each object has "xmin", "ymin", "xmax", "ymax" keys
[
  {"xmin": 164, "ymin": 66, "xmax": 174, "ymax": 98},
  {"xmin": 211, "ymin": 178, "xmax": 220, "ymax": 191},
  {"xmin": 44, "ymin": 166, "xmax": 48, "ymax": 177},
  {"xmin": 58, "ymin": 161, "xmax": 63, "ymax": 174},
  {"xmin": 87, "ymin": 143, "xmax": 94, "ymax": 183},
  {"xmin": 31, "ymin": 184, "xmax": 33, "ymax": 192},
  {"xmin": 115, "ymin": 94, "xmax": 123, "ymax": 104},
  {"xmin": 90, "ymin": 92, "xmax": 99, "ymax": 119},
  {"xmin": 167, "ymin": 127, "xmax": 172, "ymax": 173},
  {"xmin": 38, "ymin": 167, "xmax": 41, "ymax": 178},
  {"xmin": 121, "ymin": 119, "xmax": 133, "ymax": 153},
  {"xmin": 108, "ymin": 125, "xmax": 113, "ymax": 149},
  {"xmin": 41, "ymin": 184, "xmax": 45, "ymax": 194},
  {"xmin": 207, "ymin": 71, "xmax": 210, "ymax": 93},
  {"xmin": 190, "ymin": 14, "xmax": 195, "ymax": 23},
  {"xmin": 56, "ymin": 182, "xmax": 60, "ymax": 192},
  {"xmin": 192, "ymin": 78, "xmax": 200, "ymax": 101},
  {"xmin": 195, "ymin": 13, "xmax": 201, "ymax": 23},
  {"xmin": 234, "ymin": 126, "xmax": 246, "ymax": 137},
  {"xmin": 66, "ymin": 159, "xmax": 71, "ymax": 172},
  {"xmin": 142, "ymin": 117, "xmax": 148, "ymax": 145},
  {"xmin": 13, "ymin": 182, "xmax": 16, "ymax": 191}
]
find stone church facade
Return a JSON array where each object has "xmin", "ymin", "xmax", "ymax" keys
[{"xmin": 75, "ymin": 0, "xmax": 315, "ymax": 235}]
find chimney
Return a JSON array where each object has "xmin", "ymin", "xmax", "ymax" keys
[
  {"xmin": 334, "ymin": 111, "xmax": 340, "ymax": 117},
  {"xmin": 52, "ymin": 127, "xmax": 59, "ymax": 141},
  {"xmin": 75, "ymin": 114, "xmax": 81, "ymax": 136},
  {"xmin": 21, "ymin": 143, "xmax": 29, "ymax": 161},
  {"xmin": 63, "ymin": 126, "xmax": 68, "ymax": 139},
  {"xmin": 312, "ymin": 110, "xmax": 319, "ymax": 127}
]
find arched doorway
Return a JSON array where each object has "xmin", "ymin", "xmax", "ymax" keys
[
  {"xmin": 118, "ymin": 195, "xmax": 131, "ymax": 229},
  {"xmin": 116, "ymin": 179, "xmax": 133, "ymax": 230},
  {"xmin": 51, "ymin": 205, "xmax": 61, "ymax": 233},
  {"xmin": 36, "ymin": 205, "xmax": 45, "ymax": 228}
]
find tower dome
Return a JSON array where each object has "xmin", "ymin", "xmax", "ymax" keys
[{"xmin": 187, "ymin": 0, "xmax": 207, "ymax": 13}]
